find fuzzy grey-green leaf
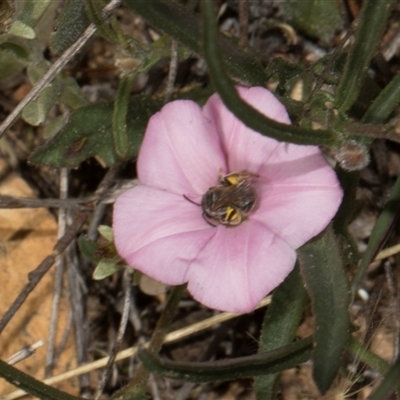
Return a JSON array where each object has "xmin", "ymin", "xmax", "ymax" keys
[
  {"xmin": 93, "ymin": 259, "xmax": 122, "ymax": 280},
  {"xmin": 30, "ymin": 95, "xmax": 164, "ymax": 167},
  {"xmin": 298, "ymin": 226, "xmax": 350, "ymax": 394}
]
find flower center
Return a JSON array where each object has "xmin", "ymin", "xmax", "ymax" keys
[{"xmin": 201, "ymin": 172, "xmax": 258, "ymax": 226}]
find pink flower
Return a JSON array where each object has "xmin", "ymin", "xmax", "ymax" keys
[{"xmin": 113, "ymin": 87, "xmax": 343, "ymax": 313}]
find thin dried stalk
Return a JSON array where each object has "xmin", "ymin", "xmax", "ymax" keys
[
  {"xmin": 45, "ymin": 168, "xmax": 69, "ymax": 378},
  {"xmin": 238, "ymin": 0, "xmax": 248, "ymax": 48},
  {"xmin": 164, "ymin": 40, "xmax": 179, "ymax": 103},
  {"xmin": 95, "ymin": 272, "xmax": 132, "ymax": 399}
]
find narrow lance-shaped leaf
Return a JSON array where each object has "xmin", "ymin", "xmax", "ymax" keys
[
  {"xmin": 298, "ymin": 225, "xmax": 350, "ymax": 394},
  {"xmin": 138, "ymin": 337, "xmax": 313, "ymax": 383},
  {"xmin": 254, "ymin": 266, "xmax": 308, "ymax": 400},
  {"xmin": 50, "ymin": 0, "xmax": 90, "ymax": 56},
  {"xmin": 336, "ymin": 0, "xmax": 395, "ymax": 114},
  {"xmin": 85, "ymin": 0, "xmax": 121, "ymax": 43},
  {"xmin": 333, "ymin": 169, "xmax": 360, "ymax": 266},
  {"xmin": 112, "ymin": 74, "xmax": 137, "ymax": 158},
  {"xmin": 362, "ymin": 71, "xmax": 400, "ymax": 124},
  {"xmin": 0, "ymin": 359, "xmax": 85, "ymax": 400},
  {"xmin": 351, "ymin": 174, "xmax": 400, "ymax": 297}
]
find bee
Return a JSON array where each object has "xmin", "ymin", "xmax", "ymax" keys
[{"xmin": 185, "ymin": 172, "xmax": 258, "ymax": 227}]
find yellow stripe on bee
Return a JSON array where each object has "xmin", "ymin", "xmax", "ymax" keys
[
  {"xmin": 223, "ymin": 206, "xmax": 241, "ymax": 225},
  {"xmin": 224, "ymin": 175, "xmax": 241, "ymax": 185},
  {"xmin": 223, "ymin": 172, "xmax": 254, "ymax": 186}
]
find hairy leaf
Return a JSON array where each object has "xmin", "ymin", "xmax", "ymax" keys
[
  {"xmin": 31, "ymin": 95, "xmax": 163, "ymax": 167},
  {"xmin": 298, "ymin": 226, "xmax": 350, "ymax": 394}
]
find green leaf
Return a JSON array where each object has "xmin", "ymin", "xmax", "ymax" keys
[
  {"xmin": 30, "ymin": 94, "xmax": 164, "ymax": 167},
  {"xmin": 362, "ymin": 71, "xmax": 400, "ymax": 124},
  {"xmin": 254, "ymin": 266, "xmax": 308, "ymax": 400},
  {"xmin": 98, "ymin": 225, "xmax": 114, "ymax": 241},
  {"xmin": 298, "ymin": 226, "xmax": 350, "ymax": 394},
  {"xmin": 336, "ymin": 0, "xmax": 396, "ymax": 114},
  {"xmin": 85, "ymin": 0, "xmax": 122, "ymax": 44},
  {"xmin": 112, "ymin": 74, "xmax": 136, "ymax": 158},
  {"xmin": 78, "ymin": 236, "xmax": 102, "ymax": 263},
  {"xmin": 57, "ymin": 76, "xmax": 88, "ymax": 111},
  {"xmin": 333, "ymin": 169, "xmax": 360, "ymax": 265},
  {"xmin": 138, "ymin": 337, "xmax": 313, "ymax": 383},
  {"xmin": 79, "ymin": 235, "xmax": 122, "ymax": 277},
  {"xmin": 351, "ymin": 174, "xmax": 400, "ymax": 296},
  {"xmin": 0, "ymin": 359, "xmax": 85, "ymax": 400},
  {"xmin": 93, "ymin": 258, "xmax": 122, "ymax": 280},
  {"xmin": 279, "ymin": 0, "xmax": 344, "ymax": 42},
  {"xmin": 0, "ymin": 41, "xmax": 29, "ymax": 60},
  {"xmin": 123, "ymin": 0, "xmax": 267, "ymax": 86},
  {"xmin": 22, "ymin": 82, "xmax": 61, "ymax": 126},
  {"xmin": 43, "ymin": 115, "xmax": 65, "ymax": 139},
  {"xmin": 0, "ymin": 44, "xmax": 29, "ymax": 79},
  {"xmin": 50, "ymin": 0, "xmax": 90, "ymax": 56},
  {"xmin": 22, "ymin": 61, "xmax": 62, "ymax": 126},
  {"xmin": 9, "ymin": 20, "xmax": 36, "ymax": 39}
]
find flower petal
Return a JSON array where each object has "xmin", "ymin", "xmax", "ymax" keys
[
  {"xmin": 113, "ymin": 185, "xmax": 215, "ymax": 285},
  {"xmin": 187, "ymin": 221, "xmax": 296, "ymax": 313},
  {"xmin": 138, "ymin": 100, "xmax": 226, "ymax": 196},
  {"xmin": 253, "ymin": 178, "xmax": 342, "ymax": 249},
  {"xmin": 203, "ymin": 86, "xmax": 291, "ymax": 174}
]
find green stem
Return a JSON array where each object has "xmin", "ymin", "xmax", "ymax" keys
[
  {"xmin": 201, "ymin": 0, "xmax": 336, "ymax": 146},
  {"xmin": 369, "ymin": 356, "xmax": 400, "ymax": 400},
  {"xmin": 123, "ymin": 0, "xmax": 267, "ymax": 86},
  {"xmin": 348, "ymin": 336, "xmax": 389, "ymax": 376},
  {"xmin": 138, "ymin": 336, "xmax": 313, "ymax": 382}
]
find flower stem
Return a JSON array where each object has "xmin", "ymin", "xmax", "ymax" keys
[{"xmin": 201, "ymin": 0, "xmax": 336, "ymax": 146}]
